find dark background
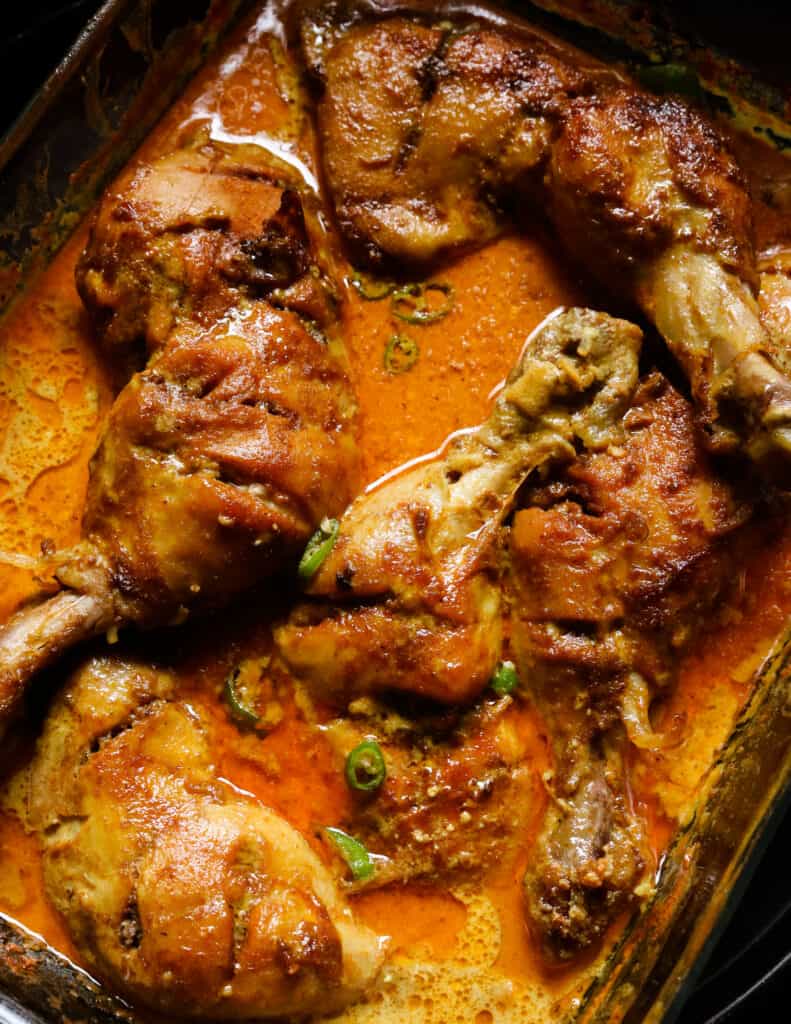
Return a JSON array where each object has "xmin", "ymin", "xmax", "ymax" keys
[{"xmin": 3, "ymin": 2, "xmax": 791, "ymax": 1022}]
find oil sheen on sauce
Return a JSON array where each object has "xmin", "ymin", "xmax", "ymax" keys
[{"xmin": 0, "ymin": 4, "xmax": 791, "ymax": 1023}]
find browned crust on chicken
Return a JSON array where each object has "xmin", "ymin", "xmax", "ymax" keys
[
  {"xmin": 58, "ymin": 300, "xmax": 358, "ymax": 625},
  {"xmin": 27, "ymin": 654, "xmax": 384, "ymax": 1019},
  {"xmin": 511, "ymin": 373, "xmax": 752, "ymax": 960},
  {"xmin": 76, "ymin": 141, "xmax": 315, "ymax": 363}
]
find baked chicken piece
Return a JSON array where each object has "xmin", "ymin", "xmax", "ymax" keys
[
  {"xmin": 277, "ymin": 307, "xmax": 642, "ymax": 703},
  {"xmin": 304, "ymin": 7, "xmax": 791, "ymax": 474},
  {"xmin": 511, "ymin": 373, "xmax": 751, "ymax": 961},
  {"xmin": 26, "ymin": 653, "xmax": 384, "ymax": 1018},
  {"xmin": 0, "ymin": 142, "xmax": 359, "ymax": 736}
]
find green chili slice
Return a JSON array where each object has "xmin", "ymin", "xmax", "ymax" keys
[
  {"xmin": 392, "ymin": 281, "xmax": 454, "ymax": 324},
  {"xmin": 325, "ymin": 827, "xmax": 375, "ymax": 881},
  {"xmin": 224, "ymin": 667, "xmax": 261, "ymax": 728},
  {"xmin": 490, "ymin": 660, "xmax": 519, "ymax": 696},
  {"xmin": 298, "ymin": 517, "xmax": 340, "ymax": 581},
  {"xmin": 384, "ymin": 334, "xmax": 419, "ymax": 374},
  {"xmin": 350, "ymin": 271, "xmax": 395, "ymax": 301},
  {"xmin": 345, "ymin": 740, "xmax": 387, "ymax": 792},
  {"xmin": 636, "ymin": 63, "xmax": 703, "ymax": 101}
]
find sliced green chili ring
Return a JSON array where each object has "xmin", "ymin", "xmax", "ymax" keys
[
  {"xmin": 392, "ymin": 281, "xmax": 454, "ymax": 324},
  {"xmin": 350, "ymin": 271, "xmax": 395, "ymax": 301},
  {"xmin": 298, "ymin": 517, "xmax": 340, "ymax": 582},
  {"xmin": 384, "ymin": 333, "xmax": 419, "ymax": 374},
  {"xmin": 325, "ymin": 827, "xmax": 375, "ymax": 881},
  {"xmin": 490, "ymin": 660, "xmax": 519, "ymax": 697},
  {"xmin": 224, "ymin": 667, "xmax": 261, "ymax": 728},
  {"xmin": 345, "ymin": 740, "xmax": 387, "ymax": 792}
]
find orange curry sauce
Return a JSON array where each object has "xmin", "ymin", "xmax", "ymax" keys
[{"xmin": 0, "ymin": 1, "xmax": 791, "ymax": 1005}]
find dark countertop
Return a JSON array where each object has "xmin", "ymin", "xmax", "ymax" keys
[{"xmin": 1, "ymin": 2, "xmax": 790, "ymax": 1022}]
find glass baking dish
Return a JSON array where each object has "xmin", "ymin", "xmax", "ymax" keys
[{"xmin": 0, "ymin": 2, "xmax": 790, "ymax": 1022}]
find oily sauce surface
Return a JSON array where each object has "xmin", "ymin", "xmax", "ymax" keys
[{"xmin": 0, "ymin": 3, "xmax": 790, "ymax": 1018}]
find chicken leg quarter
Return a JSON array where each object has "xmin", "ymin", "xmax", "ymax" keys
[
  {"xmin": 305, "ymin": 7, "xmax": 791, "ymax": 475},
  {"xmin": 0, "ymin": 140, "xmax": 359, "ymax": 737}
]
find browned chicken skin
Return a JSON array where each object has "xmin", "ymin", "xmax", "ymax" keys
[
  {"xmin": 511, "ymin": 374, "xmax": 751, "ymax": 960},
  {"xmin": 0, "ymin": 140, "xmax": 359, "ymax": 734},
  {"xmin": 27, "ymin": 654, "xmax": 384, "ymax": 1018},
  {"xmin": 76, "ymin": 140, "xmax": 321, "ymax": 364},
  {"xmin": 320, "ymin": 694, "xmax": 537, "ymax": 888},
  {"xmin": 277, "ymin": 307, "xmax": 642, "ymax": 703},
  {"xmin": 305, "ymin": 6, "xmax": 791, "ymax": 472}
]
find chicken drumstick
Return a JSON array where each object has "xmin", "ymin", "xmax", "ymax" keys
[
  {"xmin": 277, "ymin": 307, "xmax": 641, "ymax": 703},
  {"xmin": 27, "ymin": 652, "xmax": 384, "ymax": 1018},
  {"xmin": 511, "ymin": 373, "xmax": 751, "ymax": 960}
]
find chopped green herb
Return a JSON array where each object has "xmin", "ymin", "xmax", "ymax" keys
[
  {"xmin": 490, "ymin": 660, "xmax": 519, "ymax": 696},
  {"xmin": 345, "ymin": 740, "xmax": 387, "ymax": 792},
  {"xmin": 384, "ymin": 333, "xmax": 419, "ymax": 374},
  {"xmin": 350, "ymin": 271, "xmax": 395, "ymax": 301},
  {"xmin": 298, "ymin": 517, "xmax": 340, "ymax": 581},
  {"xmin": 325, "ymin": 827, "xmax": 375, "ymax": 881},
  {"xmin": 392, "ymin": 281, "xmax": 454, "ymax": 324},
  {"xmin": 224, "ymin": 667, "xmax": 261, "ymax": 728}
]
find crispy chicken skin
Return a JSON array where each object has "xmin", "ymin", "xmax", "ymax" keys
[
  {"xmin": 277, "ymin": 308, "xmax": 641, "ymax": 703},
  {"xmin": 0, "ymin": 143, "xmax": 359, "ymax": 733},
  {"xmin": 512, "ymin": 374, "xmax": 750, "ymax": 960},
  {"xmin": 306, "ymin": 8, "xmax": 791, "ymax": 472},
  {"xmin": 26, "ymin": 654, "xmax": 384, "ymax": 1018}
]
